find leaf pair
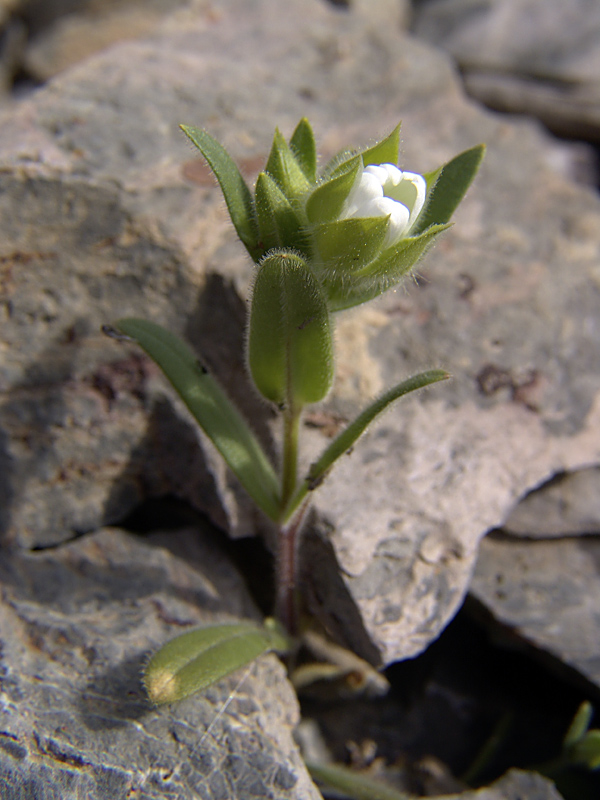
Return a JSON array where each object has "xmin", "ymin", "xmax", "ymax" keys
[{"xmin": 113, "ymin": 318, "xmax": 446, "ymax": 524}]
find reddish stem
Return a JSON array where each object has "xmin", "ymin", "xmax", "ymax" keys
[{"xmin": 276, "ymin": 499, "xmax": 310, "ymax": 636}]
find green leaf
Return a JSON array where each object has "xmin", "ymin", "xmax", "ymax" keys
[
  {"xmin": 312, "ymin": 216, "xmax": 389, "ymax": 276},
  {"xmin": 285, "ymin": 370, "xmax": 448, "ymax": 519},
  {"xmin": 255, "ymin": 171, "xmax": 307, "ymax": 252},
  {"xmin": 570, "ymin": 731, "xmax": 600, "ymax": 770},
  {"xmin": 114, "ymin": 318, "xmax": 281, "ymax": 521},
  {"xmin": 265, "ymin": 128, "xmax": 311, "ymax": 201},
  {"xmin": 306, "ymin": 761, "xmax": 411, "ymax": 800},
  {"xmin": 305, "ymin": 155, "xmax": 361, "ymax": 224},
  {"xmin": 248, "ymin": 252, "xmax": 334, "ymax": 408},
  {"xmin": 412, "ymin": 144, "xmax": 485, "ymax": 235},
  {"xmin": 181, "ymin": 125, "xmax": 262, "ymax": 260},
  {"xmin": 564, "ymin": 702, "xmax": 594, "ymax": 748},
  {"xmin": 325, "ymin": 223, "xmax": 450, "ymax": 311},
  {"xmin": 145, "ymin": 619, "xmax": 290, "ymax": 704},
  {"xmin": 360, "ymin": 122, "xmax": 401, "ymax": 168},
  {"xmin": 289, "ymin": 117, "xmax": 317, "ymax": 183}
]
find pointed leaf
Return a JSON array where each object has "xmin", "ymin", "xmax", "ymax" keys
[
  {"xmin": 289, "ymin": 117, "xmax": 317, "ymax": 182},
  {"xmin": 564, "ymin": 702, "xmax": 594, "ymax": 748},
  {"xmin": 326, "ymin": 223, "xmax": 450, "ymax": 311},
  {"xmin": 305, "ymin": 155, "xmax": 361, "ymax": 224},
  {"xmin": 285, "ymin": 370, "xmax": 448, "ymax": 519},
  {"xmin": 265, "ymin": 128, "xmax": 311, "ymax": 201},
  {"xmin": 145, "ymin": 620, "xmax": 290, "ymax": 704},
  {"xmin": 114, "ymin": 318, "xmax": 281, "ymax": 520},
  {"xmin": 361, "ymin": 122, "xmax": 401, "ymax": 168},
  {"xmin": 312, "ymin": 216, "xmax": 389, "ymax": 276},
  {"xmin": 412, "ymin": 144, "xmax": 485, "ymax": 234},
  {"xmin": 306, "ymin": 761, "xmax": 411, "ymax": 800},
  {"xmin": 248, "ymin": 252, "xmax": 334, "ymax": 408},
  {"xmin": 181, "ymin": 125, "xmax": 262, "ymax": 260},
  {"xmin": 255, "ymin": 171, "xmax": 307, "ymax": 253}
]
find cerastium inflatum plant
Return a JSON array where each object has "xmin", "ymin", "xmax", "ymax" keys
[{"xmin": 104, "ymin": 118, "xmax": 484, "ymax": 705}]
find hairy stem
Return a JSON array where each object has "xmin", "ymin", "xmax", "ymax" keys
[
  {"xmin": 281, "ymin": 407, "xmax": 301, "ymax": 513},
  {"xmin": 276, "ymin": 499, "xmax": 310, "ymax": 636}
]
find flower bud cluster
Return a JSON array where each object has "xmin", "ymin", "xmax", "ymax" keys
[{"xmin": 181, "ymin": 119, "xmax": 484, "ymax": 408}]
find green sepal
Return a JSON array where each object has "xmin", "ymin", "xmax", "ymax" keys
[
  {"xmin": 248, "ymin": 252, "xmax": 334, "ymax": 408},
  {"xmin": 312, "ymin": 216, "xmax": 389, "ymax": 275},
  {"xmin": 325, "ymin": 223, "xmax": 450, "ymax": 311},
  {"xmin": 412, "ymin": 144, "xmax": 485, "ymax": 235},
  {"xmin": 289, "ymin": 117, "xmax": 317, "ymax": 183},
  {"xmin": 180, "ymin": 125, "xmax": 262, "ymax": 260},
  {"xmin": 114, "ymin": 318, "xmax": 281, "ymax": 521},
  {"xmin": 265, "ymin": 128, "xmax": 311, "ymax": 201},
  {"xmin": 306, "ymin": 760, "xmax": 411, "ymax": 800},
  {"xmin": 305, "ymin": 155, "xmax": 362, "ymax": 225},
  {"xmin": 284, "ymin": 369, "xmax": 448, "ymax": 521},
  {"xmin": 360, "ymin": 122, "xmax": 401, "ymax": 168},
  {"xmin": 144, "ymin": 619, "xmax": 290, "ymax": 704},
  {"xmin": 564, "ymin": 702, "xmax": 594, "ymax": 749},
  {"xmin": 255, "ymin": 171, "xmax": 306, "ymax": 252}
]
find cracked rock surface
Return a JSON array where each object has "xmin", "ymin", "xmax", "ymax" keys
[
  {"xmin": 0, "ymin": 526, "xmax": 319, "ymax": 800},
  {"xmin": 0, "ymin": 1, "xmax": 599, "ymax": 797}
]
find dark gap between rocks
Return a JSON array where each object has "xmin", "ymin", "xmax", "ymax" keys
[
  {"xmin": 117, "ymin": 497, "xmax": 600, "ymax": 799},
  {"xmin": 300, "ymin": 596, "xmax": 600, "ymax": 799},
  {"xmin": 119, "ymin": 494, "xmax": 276, "ymax": 618}
]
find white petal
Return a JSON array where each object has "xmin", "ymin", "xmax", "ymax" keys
[
  {"xmin": 342, "ymin": 171, "xmax": 383, "ymax": 218},
  {"xmin": 362, "ymin": 196, "xmax": 410, "ymax": 244},
  {"xmin": 400, "ymin": 171, "xmax": 427, "ymax": 230}
]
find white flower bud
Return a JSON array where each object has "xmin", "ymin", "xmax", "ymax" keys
[{"xmin": 340, "ymin": 163, "xmax": 426, "ymax": 245}]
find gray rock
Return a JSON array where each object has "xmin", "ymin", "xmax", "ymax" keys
[
  {"xmin": 0, "ymin": 526, "xmax": 319, "ymax": 800},
  {"xmin": 470, "ymin": 532, "xmax": 600, "ymax": 689},
  {"xmin": 0, "ymin": 0, "xmax": 599, "ymax": 672},
  {"xmin": 438, "ymin": 768, "xmax": 564, "ymax": 800},
  {"xmin": 411, "ymin": 0, "xmax": 600, "ymax": 142},
  {"xmin": 503, "ymin": 466, "xmax": 600, "ymax": 537},
  {"xmin": 22, "ymin": 0, "xmax": 194, "ymax": 81}
]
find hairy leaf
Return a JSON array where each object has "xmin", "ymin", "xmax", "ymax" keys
[
  {"xmin": 412, "ymin": 144, "xmax": 485, "ymax": 235},
  {"xmin": 248, "ymin": 252, "xmax": 334, "ymax": 409},
  {"xmin": 145, "ymin": 620, "xmax": 290, "ymax": 704},
  {"xmin": 285, "ymin": 370, "xmax": 448, "ymax": 519},
  {"xmin": 115, "ymin": 318, "xmax": 280, "ymax": 520},
  {"xmin": 181, "ymin": 125, "xmax": 261, "ymax": 260}
]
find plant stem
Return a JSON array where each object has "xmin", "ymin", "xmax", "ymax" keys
[
  {"xmin": 276, "ymin": 499, "xmax": 310, "ymax": 636},
  {"xmin": 281, "ymin": 406, "xmax": 301, "ymax": 513}
]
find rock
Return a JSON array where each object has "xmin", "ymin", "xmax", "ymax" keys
[
  {"xmin": 503, "ymin": 466, "xmax": 600, "ymax": 537},
  {"xmin": 470, "ymin": 532, "xmax": 600, "ymax": 690},
  {"xmin": 438, "ymin": 768, "xmax": 564, "ymax": 800},
  {"xmin": 0, "ymin": 0, "xmax": 599, "ymax": 672},
  {"xmin": 0, "ymin": 526, "xmax": 319, "ymax": 800},
  {"xmin": 461, "ymin": 70, "xmax": 600, "ymax": 146},
  {"xmin": 22, "ymin": 0, "xmax": 193, "ymax": 81},
  {"xmin": 410, "ymin": 0, "xmax": 600, "ymax": 143}
]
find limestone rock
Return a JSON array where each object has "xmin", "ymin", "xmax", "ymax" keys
[
  {"xmin": 0, "ymin": 0, "xmax": 599, "ymax": 671},
  {"xmin": 0, "ymin": 526, "xmax": 319, "ymax": 800},
  {"xmin": 470, "ymin": 532, "xmax": 600, "ymax": 690},
  {"xmin": 411, "ymin": 0, "xmax": 600, "ymax": 142},
  {"xmin": 438, "ymin": 768, "xmax": 564, "ymax": 800},
  {"xmin": 22, "ymin": 0, "xmax": 194, "ymax": 81},
  {"xmin": 503, "ymin": 466, "xmax": 600, "ymax": 537}
]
